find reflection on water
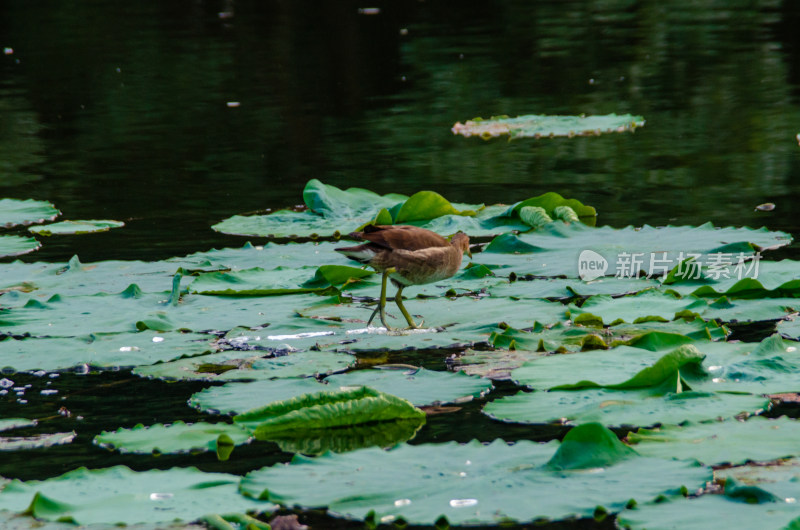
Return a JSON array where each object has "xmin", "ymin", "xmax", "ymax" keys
[{"xmin": 1, "ymin": 0, "xmax": 798, "ymax": 261}]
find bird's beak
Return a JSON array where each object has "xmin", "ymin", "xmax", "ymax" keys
[{"xmin": 466, "ymin": 246, "xmax": 473, "ymax": 259}]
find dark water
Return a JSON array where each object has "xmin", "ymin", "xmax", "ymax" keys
[
  {"xmin": 3, "ymin": 0, "xmax": 800, "ymax": 261},
  {"xmin": 2, "ymin": 1, "xmax": 800, "ymax": 528}
]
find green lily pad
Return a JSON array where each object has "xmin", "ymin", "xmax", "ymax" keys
[
  {"xmin": 302, "ymin": 179, "xmax": 408, "ymax": 219},
  {"xmin": 484, "ymin": 387, "xmax": 769, "ymax": 428},
  {"xmin": 567, "ymin": 290, "xmax": 707, "ymax": 325},
  {"xmin": 0, "ymin": 255, "xmax": 185, "ymax": 297},
  {"xmin": 0, "ymin": 419, "xmax": 36, "ymax": 432},
  {"xmin": 94, "ymin": 421, "xmax": 251, "ymax": 455},
  {"xmin": 240, "ymin": 424, "xmax": 709, "ymax": 526},
  {"xmin": 0, "ymin": 287, "xmax": 326, "ymax": 337},
  {"xmin": 665, "ymin": 259, "xmax": 800, "ymax": 299},
  {"xmin": 188, "ymin": 266, "xmax": 341, "ymax": 296},
  {"xmin": 191, "ymin": 368, "xmax": 491, "ymax": 415},
  {"xmin": 133, "ymin": 350, "xmax": 355, "ymax": 382},
  {"xmin": 568, "ymin": 290, "xmax": 796, "ymax": 326},
  {"xmin": 510, "ymin": 344, "xmax": 706, "ymax": 391},
  {"xmin": 0, "ymin": 466, "xmax": 274, "ymax": 525},
  {"xmin": 455, "ymin": 348, "xmax": 549, "ymax": 380},
  {"xmin": 0, "ymin": 198, "xmax": 59, "ymax": 228},
  {"xmin": 617, "ymin": 490, "xmax": 800, "ymax": 530},
  {"xmin": 324, "ymin": 367, "xmax": 492, "ymax": 405},
  {"xmin": 0, "ymin": 331, "xmax": 215, "ymax": 372},
  {"xmin": 777, "ymin": 317, "xmax": 800, "ymax": 339},
  {"xmin": 700, "ymin": 296, "xmax": 798, "ymax": 323},
  {"xmin": 299, "ymin": 293, "xmax": 566, "ymax": 336},
  {"xmin": 190, "ymin": 378, "xmax": 325, "ymax": 415},
  {"xmin": 688, "ymin": 334, "xmax": 800, "ymax": 394},
  {"xmin": 233, "ymin": 386, "xmax": 425, "ymax": 438},
  {"xmin": 266, "ymin": 418, "xmax": 425, "ymax": 455},
  {"xmin": 451, "ymin": 113, "xmax": 645, "ymax": 140},
  {"xmin": 0, "ymin": 510, "xmax": 209, "ymax": 530},
  {"xmin": 213, "ymin": 180, "xmax": 485, "ymax": 239},
  {"xmin": 486, "ymin": 276, "xmax": 660, "ymax": 299},
  {"xmin": 627, "ymin": 417, "xmax": 800, "ymax": 466},
  {"xmin": 28, "ymin": 220, "xmax": 124, "ymax": 236},
  {"xmin": 486, "ymin": 319, "xmax": 727, "ymax": 354},
  {"xmin": 508, "ymin": 191, "xmax": 596, "ymax": 224},
  {"xmin": 475, "ymin": 222, "xmax": 791, "ymax": 278},
  {"xmin": 0, "ymin": 235, "xmax": 41, "ymax": 258},
  {"xmin": 0, "ymin": 432, "xmax": 76, "ymax": 451}
]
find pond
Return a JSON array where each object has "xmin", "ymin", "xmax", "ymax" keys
[{"xmin": 2, "ymin": 1, "xmax": 800, "ymax": 529}]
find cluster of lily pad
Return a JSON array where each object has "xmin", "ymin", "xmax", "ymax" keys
[
  {"xmin": 0, "ymin": 198, "xmax": 124, "ymax": 258},
  {"xmin": 1, "ymin": 178, "xmax": 799, "ymax": 528}
]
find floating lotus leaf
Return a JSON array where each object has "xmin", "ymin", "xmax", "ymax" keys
[
  {"xmin": 777, "ymin": 317, "xmax": 800, "ymax": 339},
  {"xmin": 190, "ymin": 378, "xmax": 325, "ymax": 415},
  {"xmin": 240, "ymin": 424, "xmax": 709, "ymax": 526},
  {"xmin": 0, "ymin": 288, "xmax": 164, "ymax": 336},
  {"xmin": 487, "ymin": 276, "xmax": 660, "ymax": 299},
  {"xmin": 0, "ymin": 287, "xmax": 325, "ymax": 337},
  {"xmin": 94, "ymin": 421, "xmax": 251, "ymax": 455},
  {"xmin": 213, "ymin": 181, "xmax": 491, "ymax": 239},
  {"xmin": 451, "ymin": 113, "xmax": 645, "ymax": 140},
  {"xmin": 0, "ymin": 466, "xmax": 274, "ymax": 525},
  {"xmin": 192, "ymin": 367, "xmax": 490, "ymax": 417},
  {"xmin": 28, "ymin": 219, "xmax": 124, "ymax": 236},
  {"xmin": 568, "ymin": 290, "xmax": 796, "ymax": 326},
  {"xmin": 475, "ymin": 222, "xmax": 791, "ymax": 278},
  {"xmin": 324, "ymin": 367, "xmax": 492, "ymax": 405},
  {"xmin": 187, "ymin": 266, "xmax": 342, "ymax": 296},
  {"xmin": 0, "ymin": 432, "xmax": 76, "ymax": 451},
  {"xmin": 214, "ymin": 181, "xmax": 588, "ymax": 240},
  {"xmin": 298, "ymin": 294, "xmax": 566, "ymax": 339},
  {"xmin": 699, "ymin": 296, "xmax": 797, "ymax": 323},
  {"xmin": 0, "ymin": 510, "xmax": 199, "ymax": 530},
  {"xmin": 302, "ymin": 179, "xmax": 408, "ymax": 219},
  {"xmin": 133, "ymin": 350, "xmax": 354, "ymax": 382},
  {"xmin": 0, "ymin": 331, "xmax": 215, "ymax": 372},
  {"xmin": 0, "ymin": 255, "xmax": 184, "ymax": 296},
  {"xmin": 688, "ymin": 334, "xmax": 800, "ymax": 394},
  {"xmin": 391, "ymin": 190, "xmax": 473, "ymax": 223},
  {"xmin": 0, "ymin": 419, "xmax": 36, "ymax": 432},
  {"xmin": 266, "ymin": 418, "xmax": 424, "ymax": 455},
  {"xmin": 486, "ymin": 319, "xmax": 727, "ymax": 354},
  {"xmin": 455, "ymin": 348, "xmax": 549, "ymax": 380},
  {"xmin": 484, "ymin": 386, "xmax": 768, "ymax": 428},
  {"xmin": 508, "ymin": 191, "xmax": 596, "ymax": 224},
  {"xmin": 567, "ymin": 290, "xmax": 707, "ymax": 325},
  {"xmin": 0, "ymin": 235, "xmax": 40, "ymax": 258},
  {"xmin": 617, "ymin": 488, "xmax": 800, "ymax": 530},
  {"xmin": 717, "ymin": 459, "xmax": 800, "ymax": 492},
  {"xmin": 510, "ymin": 344, "xmax": 706, "ymax": 391},
  {"xmin": 234, "ymin": 386, "xmax": 425, "ymax": 439},
  {"xmin": 0, "ymin": 198, "xmax": 59, "ymax": 228},
  {"xmin": 627, "ymin": 417, "xmax": 800, "ymax": 466},
  {"xmin": 664, "ymin": 259, "xmax": 800, "ymax": 299},
  {"xmin": 172, "ymin": 241, "xmax": 348, "ymax": 271}
]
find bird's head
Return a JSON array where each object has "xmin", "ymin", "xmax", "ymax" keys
[{"xmin": 451, "ymin": 232, "xmax": 471, "ymax": 258}]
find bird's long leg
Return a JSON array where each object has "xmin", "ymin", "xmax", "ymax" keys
[
  {"xmin": 373, "ymin": 269, "xmax": 393, "ymax": 331},
  {"xmin": 394, "ymin": 285, "xmax": 422, "ymax": 329}
]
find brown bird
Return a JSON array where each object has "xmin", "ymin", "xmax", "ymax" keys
[{"xmin": 335, "ymin": 225, "xmax": 471, "ymax": 330}]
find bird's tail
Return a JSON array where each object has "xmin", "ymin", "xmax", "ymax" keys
[{"xmin": 334, "ymin": 245, "xmax": 374, "ymax": 264}]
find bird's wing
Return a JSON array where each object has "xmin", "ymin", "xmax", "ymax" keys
[{"xmin": 360, "ymin": 225, "xmax": 449, "ymax": 251}]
